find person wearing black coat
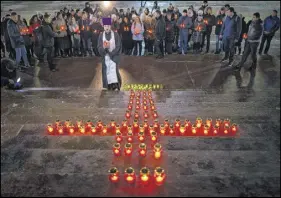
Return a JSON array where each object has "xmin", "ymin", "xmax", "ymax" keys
[
  {"xmin": 234, "ymin": 12, "xmax": 263, "ymax": 71},
  {"xmin": 235, "ymin": 15, "xmax": 247, "ymax": 55},
  {"xmin": 83, "ymin": 2, "xmax": 94, "ymax": 16},
  {"xmin": 154, "ymin": 10, "xmax": 166, "ymax": 59},
  {"xmin": 90, "ymin": 16, "xmax": 103, "ymax": 56},
  {"xmin": 41, "ymin": 13, "xmax": 59, "ymax": 71},
  {"xmin": 120, "ymin": 16, "xmax": 133, "ymax": 55},
  {"xmin": 165, "ymin": 13, "xmax": 175, "ymax": 54},
  {"xmin": 214, "ymin": 7, "xmax": 225, "ymax": 54},
  {"xmin": 202, "ymin": 7, "xmax": 215, "ymax": 53},
  {"xmin": 2, "ymin": 14, "xmax": 15, "ymax": 59}
]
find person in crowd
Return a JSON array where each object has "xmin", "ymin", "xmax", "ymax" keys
[
  {"xmin": 199, "ymin": 1, "xmax": 208, "ymax": 12},
  {"xmin": 3, "ymin": 14, "xmax": 16, "ymax": 60},
  {"xmin": 131, "ymin": 16, "xmax": 144, "ymax": 56},
  {"xmin": 177, "ymin": 9, "xmax": 193, "ymax": 55},
  {"xmin": 234, "ymin": 12, "xmax": 263, "ymax": 71},
  {"xmin": 53, "ymin": 12, "xmax": 68, "ymax": 57},
  {"xmin": 259, "ymin": 10, "xmax": 280, "ymax": 55},
  {"xmin": 29, "ymin": 15, "xmax": 41, "ymax": 59},
  {"xmin": 111, "ymin": 14, "xmax": 120, "ymax": 33},
  {"xmin": 234, "ymin": 14, "xmax": 247, "ymax": 55},
  {"xmin": 78, "ymin": 11, "xmax": 92, "ymax": 57},
  {"xmin": 120, "ymin": 16, "xmax": 133, "ymax": 55},
  {"xmin": 173, "ymin": 13, "xmax": 180, "ymax": 53},
  {"xmin": 7, "ymin": 12, "xmax": 30, "ymax": 70},
  {"xmin": 41, "ymin": 13, "xmax": 60, "ymax": 72},
  {"xmin": 162, "ymin": 9, "xmax": 168, "ymax": 21},
  {"xmin": 219, "ymin": 7, "xmax": 242, "ymax": 66},
  {"xmin": 174, "ymin": 7, "xmax": 182, "ymax": 18},
  {"xmin": 202, "ymin": 6, "xmax": 215, "ymax": 54},
  {"xmin": 17, "ymin": 15, "xmax": 33, "ymax": 65},
  {"xmin": 187, "ymin": 9, "xmax": 194, "ymax": 50},
  {"xmin": 68, "ymin": 16, "xmax": 81, "ymax": 57},
  {"xmin": 154, "ymin": 10, "xmax": 166, "ymax": 59},
  {"xmin": 119, "ymin": 9, "xmax": 125, "ymax": 20},
  {"xmin": 125, "ymin": 8, "xmax": 132, "ymax": 20},
  {"xmin": 189, "ymin": 5, "xmax": 197, "ymax": 21},
  {"xmin": 192, "ymin": 11, "xmax": 206, "ymax": 54},
  {"xmin": 83, "ymin": 2, "xmax": 94, "ymax": 16},
  {"xmin": 97, "ymin": 18, "xmax": 122, "ymax": 91},
  {"xmin": 167, "ymin": 3, "xmax": 174, "ymax": 13},
  {"xmin": 143, "ymin": 14, "xmax": 156, "ymax": 55},
  {"xmin": 90, "ymin": 15, "xmax": 103, "ymax": 56},
  {"xmin": 165, "ymin": 12, "xmax": 175, "ymax": 54},
  {"xmin": 214, "ymin": 7, "xmax": 225, "ymax": 54}
]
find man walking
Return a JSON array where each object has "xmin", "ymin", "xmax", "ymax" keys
[
  {"xmin": 7, "ymin": 12, "xmax": 30, "ymax": 70},
  {"xmin": 219, "ymin": 7, "xmax": 241, "ymax": 66},
  {"xmin": 234, "ymin": 13, "xmax": 263, "ymax": 71},
  {"xmin": 259, "ymin": 10, "xmax": 280, "ymax": 55}
]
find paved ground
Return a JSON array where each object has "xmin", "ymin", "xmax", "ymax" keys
[{"xmin": 1, "ymin": 1, "xmax": 280, "ymax": 197}]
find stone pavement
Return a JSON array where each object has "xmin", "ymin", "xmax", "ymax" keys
[{"xmin": 1, "ymin": 50, "xmax": 280, "ymax": 196}]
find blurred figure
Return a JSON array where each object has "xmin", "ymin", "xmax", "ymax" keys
[
  {"xmin": 173, "ymin": 13, "xmax": 180, "ymax": 53},
  {"xmin": 111, "ymin": 14, "xmax": 120, "ymax": 33},
  {"xmin": 143, "ymin": 14, "xmax": 156, "ymax": 55},
  {"xmin": 202, "ymin": 6, "xmax": 215, "ymax": 53},
  {"xmin": 41, "ymin": 13, "xmax": 60, "ymax": 72},
  {"xmin": 90, "ymin": 15, "xmax": 103, "ymax": 56},
  {"xmin": 78, "ymin": 12, "xmax": 92, "ymax": 56},
  {"xmin": 131, "ymin": 16, "xmax": 144, "ymax": 56},
  {"xmin": 177, "ymin": 9, "xmax": 193, "ymax": 54},
  {"xmin": 214, "ymin": 7, "xmax": 225, "ymax": 54},
  {"xmin": 53, "ymin": 12, "xmax": 68, "ymax": 57},
  {"xmin": 165, "ymin": 12, "xmax": 175, "ymax": 54},
  {"xmin": 192, "ymin": 11, "xmax": 206, "ymax": 54},
  {"xmin": 120, "ymin": 16, "xmax": 133, "ymax": 55},
  {"xmin": 2, "ymin": 14, "xmax": 16, "ymax": 59},
  {"xmin": 154, "ymin": 10, "xmax": 166, "ymax": 59},
  {"xmin": 234, "ymin": 12, "xmax": 263, "ymax": 71},
  {"xmin": 235, "ymin": 14, "xmax": 247, "ymax": 55},
  {"xmin": 174, "ymin": 7, "xmax": 182, "ymax": 18},
  {"xmin": 83, "ymin": 2, "xmax": 94, "ymax": 15},
  {"xmin": 259, "ymin": 10, "xmax": 280, "ymax": 55},
  {"xmin": 7, "ymin": 12, "xmax": 30, "ymax": 70},
  {"xmin": 68, "ymin": 16, "xmax": 81, "ymax": 57},
  {"xmin": 220, "ymin": 7, "xmax": 242, "ymax": 67},
  {"xmin": 199, "ymin": 1, "xmax": 208, "ymax": 12}
]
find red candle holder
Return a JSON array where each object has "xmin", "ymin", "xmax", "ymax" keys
[
  {"xmin": 184, "ymin": 120, "xmax": 191, "ymax": 128},
  {"xmin": 133, "ymin": 119, "xmax": 139, "ymax": 134},
  {"xmin": 122, "ymin": 120, "xmax": 128, "ymax": 134},
  {"xmin": 196, "ymin": 117, "xmax": 203, "ymax": 128},
  {"xmin": 223, "ymin": 125, "xmax": 230, "ymax": 135},
  {"xmin": 191, "ymin": 124, "xmax": 197, "ymax": 135},
  {"xmin": 179, "ymin": 125, "xmax": 186, "ymax": 136},
  {"xmin": 154, "ymin": 167, "xmax": 166, "ymax": 186},
  {"xmin": 143, "ymin": 111, "xmax": 149, "ymax": 119},
  {"xmin": 108, "ymin": 167, "xmax": 119, "ymax": 183},
  {"xmin": 206, "ymin": 118, "xmax": 212, "ymax": 128},
  {"xmin": 151, "ymin": 131, "xmax": 158, "ymax": 143},
  {"xmin": 128, "ymin": 104, "xmax": 133, "ymax": 110},
  {"xmin": 154, "ymin": 143, "xmax": 162, "ymax": 159},
  {"xmin": 143, "ymin": 100, "xmax": 147, "ymax": 106},
  {"xmin": 153, "ymin": 120, "xmax": 160, "ymax": 133},
  {"xmin": 97, "ymin": 120, "xmax": 103, "ymax": 130},
  {"xmin": 213, "ymin": 125, "xmax": 219, "ymax": 135},
  {"xmin": 68, "ymin": 124, "xmax": 75, "ymax": 134},
  {"xmin": 102, "ymin": 125, "xmax": 107, "ymax": 135},
  {"xmin": 125, "ymin": 110, "xmax": 131, "ymax": 119},
  {"xmin": 215, "ymin": 118, "xmax": 222, "ymax": 128},
  {"xmin": 164, "ymin": 119, "xmax": 170, "ymax": 128},
  {"xmin": 65, "ymin": 120, "xmax": 71, "ymax": 128},
  {"xmin": 113, "ymin": 143, "xmax": 121, "ymax": 156},
  {"xmin": 149, "ymin": 125, "xmax": 154, "ymax": 135},
  {"xmin": 153, "ymin": 111, "xmax": 158, "ymax": 118},
  {"xmin": 134, "ymin": 111, "xmax": 139, "ymax": 119},
  {"xmin": 127, "ymin": 131, "xmax": 133, "ymax": 143},
  {"xmin": 91, "ymin": 126, "xmax": 97, "ymax": 134},
  {"xmin": 151, "ymin": 105, "xmax": 156, "ymax": 111},
  {"xmin": 174, "ymin": 119, "xmax": 181, "ymax": 128},
  {"xmin": 129, "ymin": 100, "xmax": 133, "ymax": 105},
  {"xmin": 130, "ymin": 91, "xmax": 135, "ymax": 97},
  {"xmin": 55, "ymin": 120, "xmax": 60, "ymax": 127},
  {"xmin": 124, "ymin": 143, "xmax": 133, "ymax": 156},
  {"xmin": 223, "ymin": 118, "xmax": 231, "ymax": 128},
  {"xmin": 115, "ymin": 131, "xmax": 123, "ymax": 143},
  {"xmin": 143, "ymin": 120, "xmax": 149, "ymax": 134},
  {"xmin": 169, "ymin": 125, "xmax": 175, "ymax": 136},
  {"xmin": 86, "ymin": 120, "xmax": 92, "ymax": 128},
  {"xmin": 138, "ymin": 131, "xmax": 145, "ymax": 142},
  {"xmin": 140, "ymin": 167, "xmax": 150, "ymax": 185},
  {"xmin": 136, "ymin": 104, "xmax": 140, "ymax": 110},
  {"xmin": 160, "ymin": 125, "xmax": 166, "ymax": 136},
  {"xmin": 79, "ymin": 126, "xmax": 85, "ymax": 134},
  {"xmin": 203, "ymin": 125, "xmax": 210, "ymax": 136},
  {"xmin": 139, "ymin": 143, "xmax": 147, "ymax": 157},
  {"xmin": 124, "ymin": 167, "xmax": 136, "ymax": 184},
  {"xmin": 47, "ymin": 124, "xmax": 54, "ymax": 134},
  {"xmin": 110, "ymin": 120, "xmax": 116, "ymax": 134},
  {"xmin": 57, "ymin": 124, "xmax": 64, "ymax": 134},
  {"xmin": 231, "ymin": 123, "xmax": 237, "ymax": 135},
  {"xmin": 136, "ymin": 100, "xmax": 140, "ymax": 105}
]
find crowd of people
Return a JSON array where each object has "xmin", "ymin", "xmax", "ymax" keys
[{"xmin": 0, "ymin": 1, "xmax": 280, "ymax": 74}]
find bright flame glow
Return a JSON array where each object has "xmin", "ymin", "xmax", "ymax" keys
[
  {"xmin": 17, "ymin": 77, "xmax": 21, "ymax": 83},
  {"xmin": 154, "ymin": 151, "xmax": 161, "ymax": 159},
  {"xmin": 156, "ymin": 176, "xmax": 163, "ymax": 183},
  {"xmin": 114, "ymin": 149, "xmax": 119, "ymax": 154},
  {"xmin": 111, "ymin": 175, "xmax": 118, "ymax": 181},
  {"xmin": 141, "ymin": 175, "xmax": 149, "ymax": 182},
  {"xmin": 126, "ymin": 176, "xmax": 134, "ymax": 182}
]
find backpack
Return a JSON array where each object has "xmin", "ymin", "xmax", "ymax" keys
[{"xmin": 33, "ymin": 26, "xmax": 43, "ymax": 46}]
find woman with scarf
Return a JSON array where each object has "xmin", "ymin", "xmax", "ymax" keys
[
  {"xmin": 192, "ymin": 11, "xmax": 206, "ymax": 54},
  {"xmin": 143, "ymin": 14, "xmax": 156, "ymax": 55},
  {"xmin": 131, "ymin": 16, "xmax": 144, "ymax": 56},
  {"xmin": 97, "ymin": 18, "xmax": 122, "ymax": 91},
  {"xmin": 120, "ymin": 16, "xmax": 133, "ymax": 55},
  {"xmin": 68, "ymin": 16, "xmax": 81, "ymax": 57}
]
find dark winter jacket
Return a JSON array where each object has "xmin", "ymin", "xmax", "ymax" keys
[
  {"xmin": 177, "ymin": 15, "xmax": 193, "ymax": 31},
  {"xmin": 7, "ymin": 19, "xmax": 25, "ymax": 48},
  {"xmin": 165, "ymin": 20, "xmax": 175, "ymax": 42},
  {"xmin": 203, "ymin": 13, "xmax": 216, "ymax": 34},
  {"xmin": 220, "ymin": 13, "xmax": 242, "ymax": 40},
  {"xmin": 263, "ymin": 15, "xmax": 280, "ymax": 36},
  {"xmin": 42, "ymin": 21, "xmax": 58, "ymax": 47},
  {"xmin": 215, "ymin": 14, "xmax": 225, "ymax": 35},
  {"xmin": 90, "ymin": 21, "xmax": 103, "ymax": 38},
  {"xmin": 155, "ymin": 15, "xmax": 166, "ymax": 40},
  {"xmin": 247, "ymin": 19, "xmax": 263, "ymax": 42},
  {"xmin": 238, "ymin": 17, "xmax": 247, "ymax": 42},
  {"xmin": 78, "ymin": 18, "xmax": 92, "ymax": 38},
  {"xmin": 120, "ymin": 22, "xmax": 132, "ymax": 40}
]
